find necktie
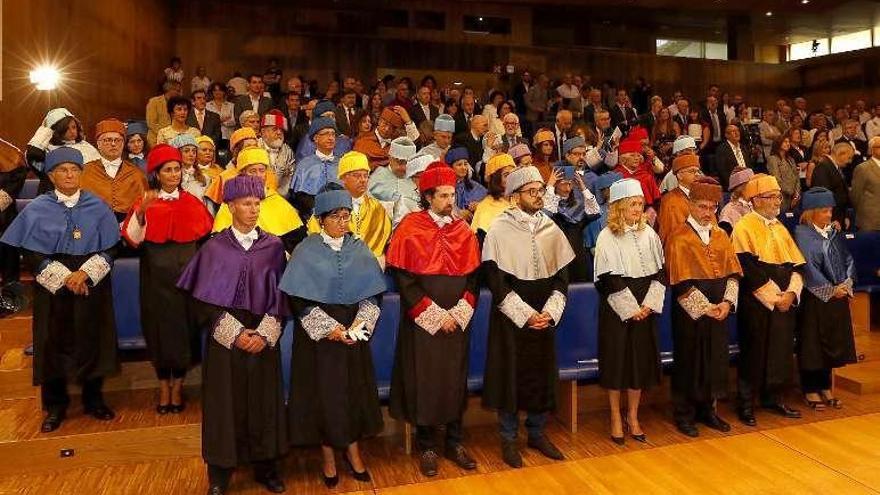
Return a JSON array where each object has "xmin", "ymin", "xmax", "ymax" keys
[{"xmin": 197, "ymin": 111, "xmax": 204, "ymax": 130}]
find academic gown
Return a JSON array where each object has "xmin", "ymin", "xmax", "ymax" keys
[
  {"xmin": 594, "ymin": 226, "xmax": 666, "ymax": 390},
  {"xmin": 288, "ymin": 153, "xmax": 340, "ymax": 219},
  {"xmin": 665, "ymin": 222, "xmax": 742, "ymax": 403},
  {"xmin": 732, "ymin": 212, "xmax": 806, "ymax": 395},
  {"xmin": 121, "ymin": 191, "xmax": 213, "ymax": 372},
  {"xmin": 548, "ymin": 187, "xmax": 598, "ymax": 283},
  {"xmin": 306, "ymin": 194, "xmax": 392, "ymax": 258},
  {"xmin": 793, "ymin": 225, "xmax": 857, "ymax": 371},
  {"xmin": 1, "ymin": 191, "xmax": 121, "ymax": 385},
  {"xmin": 386, "ymin": 210, "xmax": 482, "ymax": 426},
  {"xmin": 481, "ymin": 209, "xmax": 574, "ymax": 414},
  {"xmin": 176, "ymin": 228, "xmax": 289, "ymax": 469},
  {"xmin": 279, "ymin": 234, "xmax": 387, "ymax": 449}
]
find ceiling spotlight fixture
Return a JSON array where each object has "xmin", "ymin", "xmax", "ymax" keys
[
  {"xmin": 801, "ymin": 0, "xmax": 810, "ymax": 4},
  {"xmin": 29, "ymin": 65, "xmax": 61, "ymax": 91},
  {"xmin": 478, "ymin": 17, "xmax": 483, "ymax": 21},
  {"xmin": 765, "ymin": 11, "xmax": 773, "ymax": 16}
]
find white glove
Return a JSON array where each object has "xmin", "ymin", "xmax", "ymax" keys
[{"xmin": 345, "ymin": 320, "xmax": 371, "ymax": 342}]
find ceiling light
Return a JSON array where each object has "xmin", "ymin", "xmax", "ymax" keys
[
  {"xmin": 765, "ymin": 11, "xmax": 773, "ymax": 16},
  {"xmin": 29, "ymin": 65, "xmax": 61, "ymax": 91}
]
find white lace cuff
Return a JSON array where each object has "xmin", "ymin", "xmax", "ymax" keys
[
  {"xmin": 582, "ymin": 188, "xmax": 601, "ymax": 215},
  {"xmin": 808, "ymin": 284, "xmax": 835, "ymax": 303},
  {"xmin": 414, "ymin": 301, "xmax": 448, "ymax": 336},
  {"xmin": 27, "ymin": 126, "xmax": 53, "ymax": 150},
  {"xmin": 213, "ymin": 312, "xmax": 244, "ymax": 349},
  {"xmin": 842, "ymin": 277, "xmax": 854, "ymax": 297},
  {"xmin": 753, "ymin": 279, "xmax": 782, "ymax": 311},
  {"xmin": 35, "ymin": 261, "xmax": 72, "ymax": 295},
  {"xmin": 79, "ymin": 255, "xmax": 111, "ymax": 285},
  {"xmin": 678, "ymin": 288, "xmax": 712, "ymax": 320},
  {"xmin": 355, "ymin": 299, "xmax": 381, "ymax": 333},
  {"xmin": 0, "ymin": 191, "xmax": 12, "ymax": 212},
  {"xmin": 642, "ymin": 280, "xmax": 666, "ymax": 314},
  {"xmin": 786, "ymin": 272, "xmax": 803, "ymax": 304},
  {"xmin": 254, "ymin": 315, "xmax": 282, "ymax": 347},
  {"xmin": 447, "ymin": 299, "xmax": 475, "ymax": 330},
  {"xmin": 301, "ymin": 307, "xmax": 342, "ymax": 341},
  {"xmin": 542, "ymin": 192, "xmax": 561, "ymax": 214},
  {"xmin": 724, "ymin": 278, "xmax": 739, "ymax": 311},
  {"xmin": 608, "ymin": 288, "xmax": 641, "ymax": 321},
  {"xmin": 542, "ymin": 290, "xmax": 566, "ymax": 325},
  {"xmin": 499, "ymin": 291, "xmax": 537, "ymax": 329}
]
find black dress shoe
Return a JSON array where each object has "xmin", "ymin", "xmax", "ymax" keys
[
  {"xmin": 156, "ymin": 403, "xmax": 171, "ymax": 415},
  {"xmin": 206, "ymin": 485, "xmax": 225, "ymax": 495},
  {"xmin": 254, "ymin": 472, "xmax": 286, "ymax": 493},
  {"xmin": 444, "ymin": 443, "xmax": 477, "ymax": 470},
  {"xmin": 322, "ymin": 473, "xmax": 339, "ymax": 489},
  {"xmin": 610, "ymin": 435, "xmax": 625, "ymax": 446},
  {"xmin": 737, "ymin": 409, "xmax": 757, "ymax": 426},
  {"xmin": 676, "ymin": 422, "xmax": 699, "ymax": 438},
  {"xmin": 527, "ymin": 435, "xmax": 564, "ymax": 460},
  {"xmin": 41, "ymin": 410, "xmax": 66, "ymax": 433},
  {"xmin": 501, "ymin": 440, "xmax": 523, "ymax": 468},
  {"xmin": 699, "ymin": 413, "xmax": 731, "ymax": 432},
  {"xmin": 764, "ymin": 403, "xmax": 801, "ymax": 419},
  {"xmin": 342, "ymin": 453, "xmax": 371, "ymax": 482},
  {"xmin": 170, "ymin": 401, "xmax": 186, "ymax": 414},
  {"xmin": 419, "ymin": 449, "xmax": 439, "ymax": 477},
  {"xmin": 84, "ymin": 404, "xmax": 116, "ymax": 421}
]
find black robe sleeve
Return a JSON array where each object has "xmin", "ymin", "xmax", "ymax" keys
[
  {"xmin": 483, "ymin": 260, "xmax": 513, "ymax": 306},
  {"xmin": 280, "ymin": 225, "xmax": 308, "ymax": 253},
  {"xmin": 289, "ymin": 192, "xmax": 315, "ymax": 220},
  {"xmin": 390, "ymin": 267, "xmax": 432, "ymax": 311},
  {"xmin": 736, "ymin": 252, "xmax": 772, "ymax": 294}
]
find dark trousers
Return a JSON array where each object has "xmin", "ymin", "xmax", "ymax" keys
[
  {"xmin": 736, "ymin": 374, "xmax": 781, "ymax": 411},
  {"xmin": 208, "ymin": 459, "xmax": 278, "ymax": 488},
  {"xmin": 800, "ymin": 368, "xmax": 832, "ymax": 394},
  {"xmin": 415, "ymin": 420, "xmax": 463, "ymax": 452},
  {"xmin": 498, "ymin": 411, "xmax": 547, "ymax": 442},
  {"xmin": 41, "ymin": 376, "xmax": 105, "ymax": 413},
  {"xmin": 0, "ymin": 243, "xmax": 19, "ymax": 284},
  {"xmin": 672, "ymin": 391, "xmax": 715, "ymax": 425},
  {"xmin": 155, "ymin": 367, "xmax": 187, "ymax": 380}
]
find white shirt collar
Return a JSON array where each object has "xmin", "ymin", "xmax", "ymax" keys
[
  {"xmin": 320, "ymin": 230, "xmax": 344, "ymax": 251},
  {"xmin": 375, "ymin": 129, "xmax": 390, "ymax": 148},
  {"xmin": 813, "ymin": 223, "xmax": 833, "ymax": 239},
  {"xmin": 315, "ymin": 149, "xmax": 334, "ymax": 161},
  {"xmin": 158, "ymin": 189, "xmax": 180, "ymax": 200},
  {"xmin": 101, "ymin": 157, "xmax": 122, "ymax": 178},
  {"xmin": 351, "ymin": 195, "xmax": 365, "ymax": 215},
  {"xmin": 232, "ymin": 226, "xmax": 259, "ymax": 251},
  {"xmin": 758, "ymin": 212, "xmax": 779, "ymax": 226},
  {"xmin": 624, "ymin": 223, "xmax": 641, "ymax": 233},
  {"xmin": 514, "ymin": 208, "xmax": 542, "ymax": 232},
  {"xmin": 55, "ymin": 189, "xmax": 81, "ymax": 208},
  {"xmin": 686, "ymin": 215, "xmax": 712, "ymax": 245},
  {"xmin": 679, "ymin": 185, "xmax": 690, "ymax": 197},
  {"xmin": 428, "ymin": 209, "xmax": 453, "ymax": 228},
  {"xmin": 130, "ymin": 153, "xmax": 144, "ymax": 160}
]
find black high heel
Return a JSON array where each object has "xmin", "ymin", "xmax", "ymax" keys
[
  {"xmin": 610, "ymin": 416, "xmax": 625, "ymax": 445},
  {"xmin": 156, "ymin": 403, "xmax": 171, "ymax": 415},
  {"xmin": 322, "ymin": 472, "xmax": 339, "ymax": 489},
  {"xmin": 624, "ymin": 418, "xmax": 647, "ymax": 443},
  {"xmin": 343, "ymin": 453, "xmax": 371, "ymax": 482}
]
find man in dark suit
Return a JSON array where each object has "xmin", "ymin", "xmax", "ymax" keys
[
  {"xmin": 233, "ymin": 74, "xmax": 274, "ymax": 126},
  {"xmin": 411, "ymin": 85, "xmax": 439, "ymax": 128},
  {"xmin": 512, "ymin": 71, "xmax": 533, "ymax": 119},
  {"xmin": 700, "ymin": 96, "xmax": 727, "ymax": 177},
  {"xmin": 836, "ymin": 119, "xmax": 868, "ymax": 185},
  {"xmin": 454, "ymin": 115, "xmax": 488, "ymax": 183},
  {"xmin": 714, "ymin": 124, "xmax": 753, "ymax": 190},
  {"xmin": 276, "ymin": 91, "xmax": 307, "ymax": 150},
  {"xmin": 186, "ymin": 89, "xmax": 222, "ymax": 144},
  {"xmin": 499, "ymin": 113, "xmax": 526, "ymax": 151},
  {"xmin": 673, "ymin": 97, "xmax": 689, "ymax": 132},
  {"xmin": 610, "ymin": 88, "xmax": 638, "ymax": 129},
  {"xmin": 812, "ymin": 142, "xmax": 855, "ymax": 228},
  {"xmin": 454, "ymin": 95, "xmax": 478, "ymax": 135},
  {"xmin": 333, "ymin": 88, "xmax": 362, "ymax": 138}
]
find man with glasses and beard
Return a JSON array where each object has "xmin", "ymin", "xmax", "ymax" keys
[{"xmin": 481, "ymin": 166, "xmax": 574, "ymax": 469}]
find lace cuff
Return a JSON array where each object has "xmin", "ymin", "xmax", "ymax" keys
[
  {"xmin": 414, "ymin": 301, "xmax": 448, "ymax": 335},
  {"xmin": 808, "ymin": 285, "xmax": 835, "ymax": 303},
  {"xmin": 542, "ymin": 192, "xmax": 561, "ymax": 214},
  {"xmin": 642, "ymin": 280, "xmax": 666, "ymax": 314},
  {"xmin": 124, "ymin": 215, "xmax": 147, "ymax": 246},
  {"xmin": 447, "ymin": 298, "xmax": 475, "ymax": 330},
  {"xmin": 301, "ymin": 307, "xmax": 342, "ymax": 341},
  {"xmin": 79, "ymin": 255, "xmax": 111, "ymax": 285},
  {"xmin": 753, "ymin": 279, "xmax": 782, "ymax": 311},
  {"xmin": 27, "ymin": 126, "xmax": 53, "ymax": 150},
  {"xmin": 355, "ymin": 299, "xmax": 381, "ymax": 333},
  {"xmin": 254, "ymin": 315, "xmax": 282, "ymax": 347},
  {"xmin": 842, "ymin": 277, "xmax": 854, "ymax": 297},
  {"xmin": 35, "ymin": 261, "xmax": 72, "ymax": 295},
  {"xmin": 608, "ymin": 288, "xmax": 641, "ymax": 321},
  {"xmin": 582, "ymin": 188, "xmax": 601, "ymax": 215},
  {"xmin": 213, "ymin": 312, "xmax": 244, "ymax": 349},
  {"xmin": 786, "ymin": 272, "xmax": 803, "ymax": 304},
  {"xmin": 499, "ymin": 291, "xmax": 537, "ymax": 329},
  {"xmin": 0, "ymin": 191, "xmax": 12, "ymax": 212},
  {"xmin": 724, "ymin": 278, "xmax": 740, "ymax": 311},
  {"xmin": 678, "ymin": 288, "xmax": 712, "ymax": 320},
  {"xmin": 542, "ymin": 290, "xmax": 566, "ymax": 325}
]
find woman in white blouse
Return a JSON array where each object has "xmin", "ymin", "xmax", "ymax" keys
[
  {"xmin": 206, "ymin": 82, "xmax": 236, "ymax": 144},
  {"xmin": 594, "ymin": 178, "xmax": 666, "ymax": 446}
]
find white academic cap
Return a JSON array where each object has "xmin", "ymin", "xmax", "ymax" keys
[
  {"xmin": 434, "ymin": 114, "xmax": 455, "ymax": 133},
  {"xmin": 44, "ymin": 108, "xmax": 74, "ymax": 128},
  {"xmin": 609, "ymin": 178, "xmax": 644, "ymax": 203},
  {"xmin": 504, "ymin": 165, "xmax": 544, "ymax": 197},
  {"xmin": 672, "ymin": 135, "xmax": 697, "ymax": 154},
  {"xmin": 405, "ymin": 152, "xmax": 434, "ymax": 178},
  {"xmin": 389, "ymin": 137, "xmax": 417, "ymax": 160}
]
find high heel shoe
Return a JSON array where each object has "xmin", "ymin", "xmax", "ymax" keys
[
  {"xmin": 624, "ymin": 418, "xmax": 647, "ymax": 443},
  {"xmin": 322, "ymin": 472, "xmax": 339, "ymax": 489},
  {"xmin": 343, "ymin": 453, "xmax": 371, "ymax": 482},
  {"xmin": 156, "ymin": 403, "xmax": 171, "ymax": 415},
  {"xmin": 610, "ymin": 417, "xmax": 625, "ymax": 445}
]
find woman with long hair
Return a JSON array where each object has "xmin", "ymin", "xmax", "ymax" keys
[
  {"xmin": 766, "ymin": 135, "xmax": 801, "ymax": 212},
  {"xmin": 531, "ymin": 129, "xmax": 556, "ymax": 182}
]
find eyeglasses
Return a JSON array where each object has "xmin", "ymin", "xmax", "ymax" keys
[
  {"xmin": 756, "ymin": 193, "xmax": 783, "ymax": 201},
  {"xmin": 100, "ymin": 138, "xmax": 124, "ymax": 144},
  {"xmin": 326, "ymin": 212, "xmax": 351, "ymax": 223},
  {"xmin": 518, "ymin": 187, "xmax": 546, "ymax": 197}
]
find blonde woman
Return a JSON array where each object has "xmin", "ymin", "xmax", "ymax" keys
[{"xmin": 594, "ymin": 178, "xmax": 665, "ymax": 445}]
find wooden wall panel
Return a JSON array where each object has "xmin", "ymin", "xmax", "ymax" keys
[{"xmin": 0, "ymin": 0, "xmax": 172, "ymax": 149}]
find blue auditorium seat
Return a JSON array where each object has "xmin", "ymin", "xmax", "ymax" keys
[
  {"xmin": 20, "ymin": 179, "xmax": 39, "ymax": 200},
  {"xmin": 112, "ymin": 257, "xmax": 144, "ymax": 349},
  {"xmin": 14, "ymin": 199, "xmax": 31, "ymax": 213},
  {"xmin": 845, "ymin": 231, "xmax": 880, "ymax": 291}
]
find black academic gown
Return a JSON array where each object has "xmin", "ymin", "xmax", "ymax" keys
[
  {"xmin": 141, "ymin": 242, "xmax": 202, "ymax": 372},
  {"xmin": 287, "ymin": 297, "xmax": 384, "ymax": 449},
  {"xmin": 200, "ymin": 305, "xmax": 288, "ymax": 469},
  {"xmin": 736, "ymin": 255, "xmax": 801, "ymax": 395},
  {"xmin": 390, "ymin": 270, "xmax": 476, "ymax": 427},
  {"xmin": 551, "ymin": 214, "xmax": 593, "ymax": 283},
  {"xmin": 595, "ymin": 273, "xmax": 663, "ymax": 390},
  {"xmin": 27, "ymin": 249, "xmax": 119, "ymax": 386},
  {"xmin": 482, "ymin": 261, "xmax": 569, "ymax": 414}
]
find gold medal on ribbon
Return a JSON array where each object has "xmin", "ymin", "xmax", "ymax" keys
[{"xmin": 72, "ymin": 228, "xmax": 82, "ymax": 240}]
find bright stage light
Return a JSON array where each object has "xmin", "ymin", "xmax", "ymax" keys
[{"xmin": 29, "ymin": 66, "xmax": 61, "ymax": 91}]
